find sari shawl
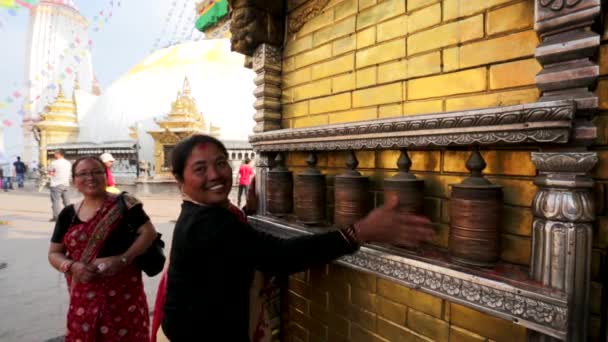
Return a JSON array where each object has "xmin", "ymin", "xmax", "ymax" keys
[
  {"xmin": 150, "ymin": 203, "xmax": 274, "ymax": 342},
  {"xmin": 63, "ymin": 196, "xmax": 149, "ymax": 342}
]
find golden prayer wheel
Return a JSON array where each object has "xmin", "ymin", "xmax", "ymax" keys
[
  {"xmin": 294, "ymin": 153, "xmax": 326, "ymax": 225},
  {"xmin": 449, "ymin": 149, "xmax": 502, "ymax": 267},
  {"xmin": 383, "ymin": 149, "xmax": 424, "ymax": 215},
  {"xmin": 267, "ymin": 153, "xmax": 293, "ymax": 216},
  {"xmin": 334, "ymin": 150, "xmax": 370, "ymax": 229}
]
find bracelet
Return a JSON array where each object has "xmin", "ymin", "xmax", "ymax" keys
[
  {"xmin": 59, "ymin": 259, "xmax": 75, "ymax": 273},
  {"xmin": 340, "ymin": 223, "xmax": 361, "ymax": 247}
]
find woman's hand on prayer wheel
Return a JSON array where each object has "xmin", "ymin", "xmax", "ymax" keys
[{"xmin": 355, "ymin": 195, "xmax": 435, "ymax": 248}]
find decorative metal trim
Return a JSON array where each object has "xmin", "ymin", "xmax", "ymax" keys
[
  {"xmin": 249, "ymin": 216, "xmax": 570, "ymax": 340},
  {"xmin": 249, "ymin": 101, "xmax": 575, "ymax": 151}
]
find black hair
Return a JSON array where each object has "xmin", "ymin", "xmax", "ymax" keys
[
  {"xmin": 171, "ymin": 134, "xmax": 228, "ymax": 182},
  {"xmin": 16, "ymin": 156, "xmax": 20, "ymax": 160},
  {"xmin": 244, "ymin": 157, "xmax": 251, "ymax": 164},
  {"xmin": 55, "ymin": 149, "xmax": 65, "ymax": 157},
  {"xmin": 71, "ymin": 155, "xmax": 106, "ymax": 180}
]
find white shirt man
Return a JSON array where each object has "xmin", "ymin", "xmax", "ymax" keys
[{"xmin": 48, "ymin": 150, "xmax": 72, "ymax": 221}]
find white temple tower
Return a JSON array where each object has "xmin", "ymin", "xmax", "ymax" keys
[{"xmin": 22, "ymin": 0, "xmax": 94, "ymax": 164}]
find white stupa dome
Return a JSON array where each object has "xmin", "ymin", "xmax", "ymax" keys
[{"xmin": 76, "ymin": 39, "xmax": 256, "ymax": 164}]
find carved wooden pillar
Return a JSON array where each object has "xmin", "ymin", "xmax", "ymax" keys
[
  {"xmin": 252, "ymin": 44, "xmax": 282, "ymax": 133},
  {"xmin": 529, "ymin": 152, "xmax": 598, "ymax": 341},
  {"xmin": 534, "ymin": 0, "xmax": 601, "ymax": 140}
]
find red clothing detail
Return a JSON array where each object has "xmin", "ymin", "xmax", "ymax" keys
[
  {"xmin": 238, "ymin": 164, "xmax": 254, "ymax": 186},
  {"xmin": 106, "ymin": 167, "xmax": 116, "ymax": 187},
  {"xmin": 63, "ymin": 198, "xmax": 149, "ymax": 342}
]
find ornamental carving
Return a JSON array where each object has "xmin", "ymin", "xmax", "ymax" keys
[
  {"xmin": 227, "ymin": 0, "xmax": 284, "ymax": 56},
  {"xmin": 250, "ymin": 216, "xmax": 570, "ymax": 339},
  {"xmin": 532, "ymin": 189, "xmax": 595, "ymax": 222},
  {"xmin": 531, "ymin": 152, "xmax": 598, "ymax": 173},
  {"xmin": 539, "ymin": 0, "xmax": 583, "ymax": 10},
  {"xmin": 288, "ymin": 0, "xmax": 330, "ymax": 34}
]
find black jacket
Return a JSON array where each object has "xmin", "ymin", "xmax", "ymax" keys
[{"xmin": 162, "ymin": 201, "xmax": 357, "ymax": 341}]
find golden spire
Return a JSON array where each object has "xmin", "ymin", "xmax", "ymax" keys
[{"xmin": 182, "ymin": 76, "xmax": 191, "ymax": 95}]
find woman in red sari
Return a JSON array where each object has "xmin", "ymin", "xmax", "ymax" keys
[{"xmin": 48, "ymin": 156, "xmax": 158, "ymax": 341}]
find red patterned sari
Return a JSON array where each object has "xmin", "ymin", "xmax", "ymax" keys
[{"xmin": 63, "ymin": 196, "xmax": 149, "ymax": 342}]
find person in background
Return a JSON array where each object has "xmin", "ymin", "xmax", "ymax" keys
[
  {"xmin": 13, "ymin": 156, "xmax": 26, "ymax": 188},
  {"xmin": 48, "ymin": 149, "xmax": 72, "ymax": 222},
  {"xmin": 1, "ymin": 162, "xmax": 14, "ymax": 192},
  {"xmin": 237, "ymin": 158, "xmax": 254, "ymax": 207},
  {"xmin": 100, "ymin": 152, "xmax": 120, "ymax": 194}
]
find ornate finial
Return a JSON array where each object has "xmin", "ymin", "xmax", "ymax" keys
[
  {"xmin": 462, "ymin": 147, "xmax": 491, "ymax": 186},
  {"xmin": 344, "ymin": 150, "xmax": 361, "ymax": 176},
  {"xmin": 182, "ymin": 76, "xmax": 191, "ymax": 94},
  {"xmin": 393, "ymin": 149, "xmax": 417, "ymax": 180},
  {"xmin": 274, "ymin": 152, "xmax": 287, "ymax": 171},
  {"xmin": 57, "ymin": 82, "xmax": 64, "ymax": 98},
  {"xmin": 302, "ymin": 152, "xmax": 321, "ymax": 175}
]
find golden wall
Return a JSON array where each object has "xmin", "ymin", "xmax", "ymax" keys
[{"xmin": 279, "ymin": 0, "xmax": 607, "ymax": 340}]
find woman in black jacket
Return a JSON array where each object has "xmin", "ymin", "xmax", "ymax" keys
[{"xmin": 161, "ymin": 134, "xmax": 434, "ymax": 341}]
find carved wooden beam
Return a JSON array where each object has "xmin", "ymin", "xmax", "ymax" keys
[
  {"xmin": 252, "ymin": 44, "xmax": 282, "ymax": 133},
  {"xmin": 249, "ymin": 100, "xmax": 575, "ymax": 151},
  {"xmin": 227, "ymin": 0, "xmax": 285, "ymax": 56},
  {"xmin": 250, "ymin": 215, "xmax": 570, "ymax": 340},
  {"xmin": 534, "ymin": 0, "xmax": 601, "ymax": 142}
]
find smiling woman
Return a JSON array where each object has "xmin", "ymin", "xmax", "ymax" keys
[{"xmin": 157, "ymin": 134, "xmax": 435, "ymax": 341}]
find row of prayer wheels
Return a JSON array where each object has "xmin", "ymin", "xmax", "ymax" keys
[{"xmin": 265, "ymin": 149, "xmax": 502, "ymax": 268}]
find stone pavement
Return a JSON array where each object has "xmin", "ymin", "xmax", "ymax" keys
[{"xmin": 0, "ymin": 183, "xmax": 239, "ymax": 342}]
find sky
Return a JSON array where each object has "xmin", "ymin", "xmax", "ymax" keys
[{"xmin": 0, "ymin": 0, "xmax": 213, "ymax": 160}]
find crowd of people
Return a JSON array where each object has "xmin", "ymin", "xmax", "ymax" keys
[{"xmin": 35, "ymin": 134, "xmax": 435, "ymax": 342}]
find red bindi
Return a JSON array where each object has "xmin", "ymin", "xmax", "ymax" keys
[{"xmin": 196, "ymin": 142, "xmax": 208, "ymax": 151}]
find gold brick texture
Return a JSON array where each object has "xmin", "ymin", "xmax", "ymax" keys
[
  {"xmin": 424, "ymin": 197, "xmax": 441, "ymax": 222},
  {"xmin": 293, "ymin": 114, "xmax": 329, "ymax": 128},
  {"xmin": 449, "ymin": 325, "xmax": 486, "ymax": 342},
  {"xmin": 376, "ymin": 296, "xmax": 407, "ymax": 325},
  {"xmin": 442, "ymin": 150, "xmax": 536, "ymax": 176},
  {"xmin": 290, "ymin": 306, "xmax": 328, "ymax": 339},
  {"xmin": 408, "ymin": 68, "xmax": 487, "ymax": 100},
  {"xmin": 330, "ymin": 263, "xmax": 378, "ymax": 291},
  {"xmin": 333, "ymin": 34, "xmax": 357, "ymax": 55},
  {"xmin": 593, "ymin": 114, "xmax": 608, "ymax": 146},
  {"xmin": 600, "ymin": 44, "xmax": 608, "ymax": 76},
  {"xmin": 377, "ymin": 150, "xmax": 441, "ymax": 171},
  {"xmin": 357, "ymin": 26, "xmax": 376, "ymax": 49},
  {"xmin": 407, "ymin": 15, "xmax": 483, "ymax": 56},
  {"xmin": 291, "ymin": 79, "xmax": 332, "ymax": 101},
  {"xmin": 403, "ymin": 99, "xmax": 443, "ymax": 115},
  {"xmin": 408, "ymin": 51, "xmax": 441, "ymax": 78},
  {"xmin": 358, "ymin": 0, "xmax": 377, "ymax": 11},
  {"xmin": 356, "ymin": 39, "xmax": 406, "ymax": 68},
  {"xmin": 408, "ymin": 0, "xmax": 440, "ymax": 11},
  {"xmin": 310, "ymin": 303, "xmax": 350, "ymax": 337},
  {"xmin": 357, "ymin": 0, "xmax": 406, "ymax": 30},
  {"xmin": 431, "ymin": 223, "xmax": 450, "ymax": 248},
  {"xmin": 593, "ymin": 151, "xmax": 608, "ymax": 179},
  {"xmin": 443, "ymin": 0, "xmax": 513, "ymax": 21},
  {"xmin": 502, "ymin": 205, "xmax": 533, "ymax": 236},
  {"xmin": 378, "ymin": 59, "xmax": 407, "ymax": 84},
  {"xmin": 445, "ymin": 88, "xmax": 539, "ymax": 111},
  {"xmin": 443, "ymin": 30, "xmax": 539, "ymax": 71},
  {"xmin": 311, "ymin": 53, "xmax": 354, "ymax": 80},
  {"xmin": 487, "ymin": 177, "xmax": 536, "ymax": 207},
  {"xmin": 377, "ymin": 15, "xmax": 408, "ymax": 42},
  {"xmin": 353, "ymin": 82, "xmax": 403, "ymax": 107},
  {"xmin": 283, "ymin": 101, "xmax": 309, "ymax": 119},
  {"xmin": 490, "ymin": 58, "xmax": 542, "ymax": 89},
  {"xmin": 285, "ymin": 35, "xmax": 313, "ymax": 57},
  {"xmin": 298, "ymin": 8, "xmax": 333, "ymax": 36},
  {"xmin": 329, "ymin": 107, "xmax": 378, "ymax": 124},
  {"xmin": 376, "ymin": 317, "xmax": 431, "ymax": 342},
  {"xmin": 450, "ymin": 303, "xmax": 527, "ymax": 341},
  {"xmin": 295, "ymin": 44, "xmax": 332, "ymax": 68},
  {"xmin": 351, "ymin": 323, "xmax": 389, "ymax": 342},
  {"xmin": 378, "ymin": 103, "xmax": 403, "ymax": 118},
  {"xmin": 500, "ymin": 234, "xmax": 531, "ymax": 266},
  {"xmin": 377, "ymin": 278, "xmax": 443, "ymax": 318},
  {"xmin": 595, "ymin": 216, "xmax": 608, "ymax": 249},
  {"xmin": 283, "ymin": 67, "xmax": 312, "ymax": 89},
  {"xmin": 288, "ymin": 322, "xmax": 308, "ymax": 342},
  {"xmin": 351, "ymin": 287, "xmax": 377, "ymax": 312},
  {"xmin": 332, "ymin": 72, "xmax": 356, "ymax": 93},
  {"xmin": 406, "ymin": 308, "xmax": 450, "ymax": 342},
  {"xmin": 313, "ymin": 16, "xmax": 356, "ymax": 47},
  {"xmin": 289, "ymin": 292, "xmax": 310, "ymax": 315},
  {"xmin": 310, "ymin": 93, "xmax": 351, "ymax": 114},
  {"xmin": 417, "ymin": 174, "xmax": 465, "ymax": 198},
  {"xmin": 334, "ymin": 0, "xmax": 357, "ymax": 21},
  {"xmin": 486, "ymin": 1, "xmax": 534, "ymax": 35},
  {"xmin": 331, "ymin": 298, "xmax": 377, "ymax": 331},
  {"xmin": 408, "ymin": 3, "xmax": 441, "ymax": 33},
  {"xmin": 598, "ymin": 79, "xmax": 608, "ymax": 110},
  {"xmin": 356, "ymin": 66, "xmax": 377, "ymax": 88},
  {"xmin": 327, "ymin": 150, "xmax": 376, "ymax": 169}
]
